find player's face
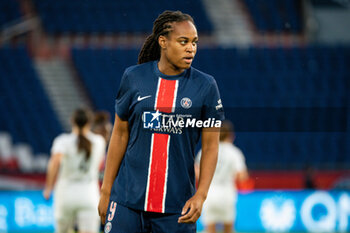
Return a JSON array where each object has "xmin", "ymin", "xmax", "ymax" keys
[{"xmin": 161, "ymin": 20, "xmax": 198, "ymax": 73}]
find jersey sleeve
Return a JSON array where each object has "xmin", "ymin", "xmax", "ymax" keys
[
  {"xmin": 51, "ymin": 136, "xmax": 66, "ymax": 155},
  {"xmin": 115, "ymin": 69, "xmax": 132, "ymax": 121},
  {"xmin": 234, "ymin": 148, "xmax": 247, "ymax": 173},
  {"xmin": 202, "ymin": 79, "xmax": 225, "ymax": 121},
  {"xmin": 96, "ymin": 136, "xmax": 106, "ymax": 162}
]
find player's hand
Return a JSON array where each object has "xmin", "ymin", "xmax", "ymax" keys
[
  {"xmin": 43, "ymin": 188, "xmax": 51, "ymax": 200},
  {"xmin": 178, "ymin": 193, "xmax": 205, "ymax": 223},
  {"xmin": 98, "ymin": 191, "xmax": 110, "ymax": 224}
]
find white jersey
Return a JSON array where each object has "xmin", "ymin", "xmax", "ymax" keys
[
  {"xmin": 196, "ymin": 142, "xmax": 246, "ymax": 192},
  {"xmin": 51, "ymin": 132, "xmax": 105, "ymax": 187},
  {"xmin": 196, "ymin": 141, "xmax": 247, "ymax": 224}
]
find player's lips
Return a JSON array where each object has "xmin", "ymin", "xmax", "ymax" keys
[{"xmin": 183, "ymin": 56, "xmax": 194, "ymax": 64}]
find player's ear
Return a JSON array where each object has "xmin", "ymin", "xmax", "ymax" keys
[{"xmin": 158, "ymin": 35, "xmax": 167, "ymax": 49}]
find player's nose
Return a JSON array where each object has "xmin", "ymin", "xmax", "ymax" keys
[{"xmin": 186, "ymin": 43, "xmax": 196, "ymax": 53}]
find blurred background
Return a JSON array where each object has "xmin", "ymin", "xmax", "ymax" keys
[{"xmin": 0, "ymin": 0, "xmax": 349, "ymax": 232}]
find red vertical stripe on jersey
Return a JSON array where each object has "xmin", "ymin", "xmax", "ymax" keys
[
  {"xmin": 155, "ymin": 78, "xmax": 177, "ymax": 113},
  {"xmin": 145, "ymin": 78, "xmax": 177, "ymax": 213},
  {"xmin": 146, "ymin": 133, "xmax": 169, "ymax": 212}
]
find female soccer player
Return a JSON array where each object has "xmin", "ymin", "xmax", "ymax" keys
[
  {"xmin": 98, "ymin": 10, "xmax": 224, "ymax": 233},
  {"xmin": 44, "ymin": 108, "xmax": 106, "ymax": 233},
  {"xmin": 91, "ymin": 111, "xmax": 112, "ymax": 144},
  {"xmin": 196, "ymin": 120, "xmax": 249, "ymax": 233}
]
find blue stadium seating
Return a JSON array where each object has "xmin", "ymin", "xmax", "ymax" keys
[
  {"xmin": 0, "ymin": 0, "xmax": 21, "ymax": 28},
  {"xmin": 0, "ymin": 47, "xmax": 63, "ymax": 154},
  {"xmin": 243, "ymin": 0, "xmax": 303, "ymax": 33},
  {"xmin": 34, "ymin": 0, "xmax": 213, "ymax": 34},
  {"xmin": 72, "ymin": 47, "xmax": 139, "ymax": 115},
  {"xmin": 72, "ymin": 46, "xmax": 350, "ymax": 169}
]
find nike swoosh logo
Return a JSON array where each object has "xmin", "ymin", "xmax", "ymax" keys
[{"xmin": 137, "ymin": 95, "xmax": 151, "ymax": 101}]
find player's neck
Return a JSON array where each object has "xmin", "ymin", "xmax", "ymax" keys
[
  {"xmin": 157, "ymin": 59, "xmax": 185, "ymax": 76},
  {"xmin": 72, "ymin": 126, "xmax": 90, "ymax": 135},
  {"xmin": 222, "ymin": 137, "xmax": 234, "ymax": 143}
]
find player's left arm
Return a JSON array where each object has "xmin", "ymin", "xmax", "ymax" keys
[
  {"xmin": 43, "ymin": 152, "xmax": 63, "ymax": 200},
  {"xmin": 178, "ymin": 127, "xmax": 219, "ymax": 223}
]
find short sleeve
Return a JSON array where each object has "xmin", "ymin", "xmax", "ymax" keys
[
  {"xmin": 202, "ymin": 79, "xmax": 225, "ymax": 121},
  {"xmin": 234, "ymin": 149, "xmax": 247, "ymax": 173},
  {"xmin": 96, "ymin": 136, "xmax": 106, "ymax": 161},
  {"xmin": 115, "ymin": 70, "xmax": 132, "ymax": 121},
  {"xmin": 51, "ymin": 136, "xmax": 66, "ymax": 155},
  {"xmin": 93, "ymin": 135, "xmax": 106, "ymax": 164}
]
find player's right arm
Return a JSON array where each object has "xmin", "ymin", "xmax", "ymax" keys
[
  {"xmin": 98, "ymin": 113, "xmax": 129, "ymax": 224},
  {"xmin": 235, "ymin": 150, "xmax": 249, "ymax": 183},
  {"xmin": 43, "ymin": 152, "xmax": 63, "ymax": 200}
]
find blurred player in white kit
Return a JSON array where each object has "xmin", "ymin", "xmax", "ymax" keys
[
  {"xmin": 43, "ymin": 108, "xmax": 106, "ymax": 233},
  {"xmin": 196, "ymin": 120, "xmax": 248, "ymax": 233}
]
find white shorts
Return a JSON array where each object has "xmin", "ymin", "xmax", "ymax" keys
[
  {"xmin": 54, "ymin": 182, "xmax": 100, "ymax": 233},
  {"xmin": 201, "ymin": 187, "xmax": 237, "ymax": 225}
]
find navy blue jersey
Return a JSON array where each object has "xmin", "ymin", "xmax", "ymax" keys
[{"xmin": 111, "ymin": 61, "xmax": 224, "ymax": 214}]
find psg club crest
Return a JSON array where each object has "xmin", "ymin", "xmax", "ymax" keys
[
  {"xmin": 181, "ymin": 97, "xmax": 192, "ymax": 109},
  {"xmin": 104, "ymin": 222, "xmax": 112, "ymax": 233}
]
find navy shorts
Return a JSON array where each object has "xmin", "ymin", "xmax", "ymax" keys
[{"xmin": 104, "ymin": 201, "xmax": 196, "ymax": 233}]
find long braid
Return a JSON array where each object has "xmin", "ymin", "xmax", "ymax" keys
[
  {"xmin": 138, "ymin": 10, "xmax": 194, "ymax": 64},
  {"xmin": 138, "ymin": 34, "xmax": 160, "ymax": 64}
]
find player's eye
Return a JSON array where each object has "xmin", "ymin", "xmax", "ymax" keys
[{"xmin": 180, "ymin": 40, "xmax": 187, "ymax": 45}]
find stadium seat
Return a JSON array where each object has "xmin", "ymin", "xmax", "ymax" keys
[
  {"xmin": 243, "ymin": 0, "xmax": 303, "ymax": 33},
  {"xmin": 33, "ymin": 0, "xmax": 213, "ymax": 34},
  {"xmin": 0, "ymin": 47, "xmax": 63, "ymax": 155}
]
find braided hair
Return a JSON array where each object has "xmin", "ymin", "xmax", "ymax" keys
[{"xmin": 138, "ymin": 10, "xmax": 194, "ymax": 64}]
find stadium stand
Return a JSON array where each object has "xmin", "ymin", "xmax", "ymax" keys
[
  {"xmin": 33, "ymin": 0, "xmax": 213, "ymax": 34},
  {"xmin": 194, "ymin": 46, "xmax": 350, "ymax": 169},
  {"xmin": 243, "ymin": 0, "xmax": 304, "ymax": 33},
  {"xmin": 0, "ymin": 47, "xmax": 63, "ymax": 155},
  {"xmin": 71, "ymin": 48, "xmax": 139, "ymax": 115},
  {"xmin": 71, "ymin": 46, "xmax": 350, "ymax": 169}
]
